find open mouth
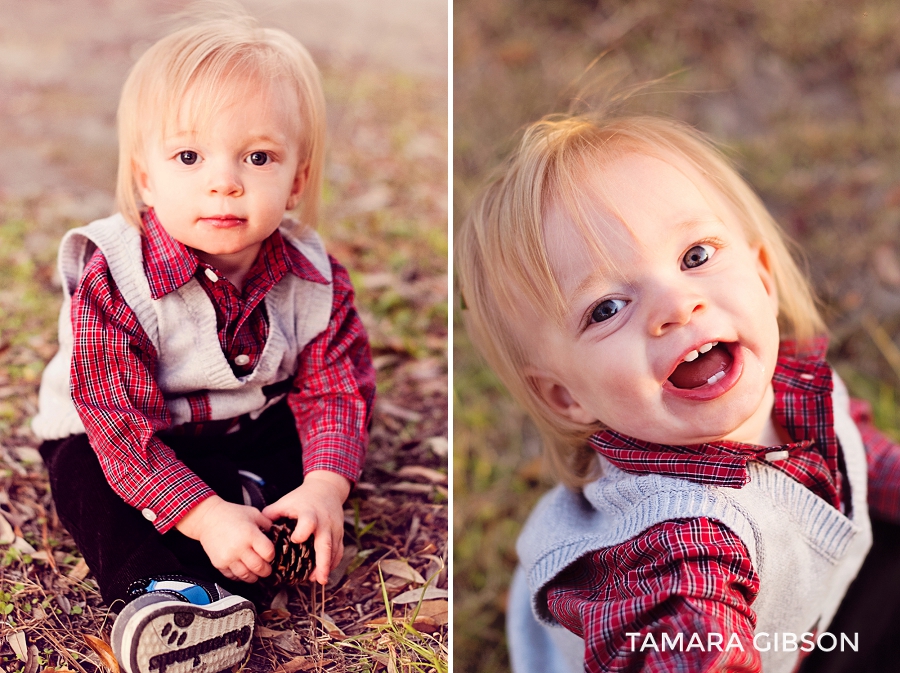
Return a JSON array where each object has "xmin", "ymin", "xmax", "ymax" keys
[{"xmin": 668, "ymin": 341, "xmax": 735, "ymax": 389}]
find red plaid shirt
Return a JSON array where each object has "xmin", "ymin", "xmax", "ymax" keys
[
  {"xmin": 545, "ymin": 339, "xmax": 900, "ymax": 672},
  {"xmin": 70, "ymin": 209, "xmax": 375, "ymax": 533}
]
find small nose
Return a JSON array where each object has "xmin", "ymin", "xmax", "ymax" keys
[
  {"xmin": 647, "ymin": 281, "xmax": 706, "ymax": 336},
  {"xmin": 208, "ymin": 160, "xmax": 243, "ymax": 197}
]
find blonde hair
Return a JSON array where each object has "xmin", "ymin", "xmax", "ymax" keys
[
  {"xmin": 115, "ymin": 9, "xmax": 326, "ymax": 230},
  {"xmin": 457, "ymin": 113, "xmax": 825, "ymax": 488}
]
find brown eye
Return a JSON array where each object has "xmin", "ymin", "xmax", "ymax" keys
[
  {"xmin": 682, "ymin": 244, "xmax": 714, "ymax": 269},
  {"xmin": 249, "ymin": 152, "xmax": 269, "ymax": 166},
  {"xmin": 178, "ymin": 151, "xmax": 198, "ymax": 165},
  {"xmin": 591, "ymin": 299, "xmax": 627, "ymax": 324}
]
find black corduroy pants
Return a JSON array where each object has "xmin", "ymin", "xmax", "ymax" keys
[{"xmin": 39, "ymin": 400, "xmax": 305, "ymax": 609}]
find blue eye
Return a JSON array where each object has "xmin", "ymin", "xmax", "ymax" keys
[
  {"xmin": 590, "ymin": 298, "xmax": 627, "ymax": 324},
  {"xmin": 682, "ymin": 244, "xmax": 715, "ymax": 269},
  {"xmin": 178, "ymin": 151, "xmax": 198, "ymax": 165},
  {"xmin": 249, "ymin": 152, "xmax": 269, "ymax": 166}
]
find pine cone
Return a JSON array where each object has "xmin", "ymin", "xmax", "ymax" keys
[{"xmin": 266, "ymin": 519, "xmax": 316, "ymax": 585}]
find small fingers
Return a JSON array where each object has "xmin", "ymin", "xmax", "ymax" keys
[
  {"xmin": 313, "ymin": 530, "xmax": 334, "ymax": 585},
  {"xmin": 230, "ymin": 560, "xmax": 257, "ymax": 583},
  {"xmin": 291, "ymin": 513, "xmax": 317, "ymax": 545},
  {"xmin": 243, "ymin": 550, "xmax": 271, "ymax": 579}
]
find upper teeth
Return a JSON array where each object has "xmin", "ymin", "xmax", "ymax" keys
[{"xmin": 683, "ymin": 342, "xmax": 717, "ymax": 363}]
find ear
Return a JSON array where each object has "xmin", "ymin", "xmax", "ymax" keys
[
  {"xmin": 286, "ymin": 162, "xmax": 311, "ymax": 210},
  {"xmin": 527, "ymin": 367, "xmax": 598, "ymax": 425},
  {"xmin": 755, "ymin": 243, "xmax": 779, "ymax": 314},
  {"xmin": 135, "ymin": 159, "xmax": 154, "ymax": 207}
]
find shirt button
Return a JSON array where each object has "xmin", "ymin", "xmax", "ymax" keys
[
  {"xmin": 141, "ymin": 508, "xmax": 158, "ymax": 522},
  {"xmin": 234, "ymin": 354, "xmax": 250, "ymax": 366},
  {"xmin": 204, "ymin": 268, "xmax": 219, "ymax": 282},
  {"xmin": 800, "ymin": 373, "xmax": 815, "ymax": 381},
  {"xmin": 765, "ymin": 450, "xmax": 790, "ymax": 462}
]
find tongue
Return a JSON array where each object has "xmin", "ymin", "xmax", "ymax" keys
[{"xmin": 668, "ymin": 344, "xmax": 732, "ymax": 389}]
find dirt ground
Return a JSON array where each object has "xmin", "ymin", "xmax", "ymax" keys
[{"xmin": 0, "ymin": 1, "xmax": 449, "ymax": 671}]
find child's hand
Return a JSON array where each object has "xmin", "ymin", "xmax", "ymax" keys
[
  {"xmin": 261, "ymin": 470, "xmax": 351, "ymax": 585},
  {"xmin": 175, "ymin": 495, "xmax": 275, "ymax": 583}
]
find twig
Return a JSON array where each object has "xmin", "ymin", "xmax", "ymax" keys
[{"xmin": 861, "ymin": 313, "xmax": 900, "ymax": 383}]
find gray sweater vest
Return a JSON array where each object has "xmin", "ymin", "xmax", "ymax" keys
[
  {"xmin": 509, "ymin": 373, "xmax": 872, "ymax": 673},
  {"xmin": 32, "ymin": 213, "xmax": 333, "ymax": 440}
]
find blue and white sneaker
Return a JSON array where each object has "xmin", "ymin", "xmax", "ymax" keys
[{"xmin": 111, "ymin": 576, "xmax": 255, "ymax": 673}]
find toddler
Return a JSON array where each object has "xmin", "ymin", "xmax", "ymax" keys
[
  {"xmin": 457, "ymin": 113, "xmax": 900, "ymax": 672},
  {"xmin": 32, "ymin": 11, "xmax": 375, "ymax": 673}
]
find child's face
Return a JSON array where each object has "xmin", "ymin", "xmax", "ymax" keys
[
  {"xmin": 529, "ymin": 152, "xmax": 782, "ymax": 446},
  {"xmin": 136, "ymin": 78, "xmax": 306, "ymax": 266}
]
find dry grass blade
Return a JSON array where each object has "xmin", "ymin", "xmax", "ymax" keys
[{"xmin": 8, "ymin": 630, "xmax": 27, "ymax": 661}]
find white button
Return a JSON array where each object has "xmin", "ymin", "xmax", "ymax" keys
[
  {"xmin": 234, "ymin": 354, "xmax": 250, "ymax": 366},
  {"xmin": 765, "ymin": 450, "xmax": 790, "ymax": 462},
  {"xmin": 141, "ymin": 508, "xmax": 157, "ymax": 522},
  {"xmin": 800, "ymin": 373, "xmax": 815, "ymax": 381},
  {"xmin": 204, "ymin": 268, "xmax": 219, "ymax": 282}
]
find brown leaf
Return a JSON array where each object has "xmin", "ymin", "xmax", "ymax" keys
[
  {"xmin": 0, "ymin": 510, "xmax": 14, "ymax": 544},
  {"xmin": 272, "ymin": 630, "xmax": 308, "ymax": 655},
  {"xmin": 68, "ymin": 558, "xmax": 90, "ymax": 582},
  {"xmin": 395, "ymin": 465, "xmax": 447, "ymax": 485},
  {"xmin": 24, "ymin": 645, "xmax": 39, "ymax": 673},
  {"xmin": 379, "ymin": 559, "xmax": 425, "ymax": 584},
  {"xmin": 260, "ymin": 608, "xmax": 291, "ymax": 622},
  {"xmin": 270, "ymin": 589, "xmax": 289, "ymax": 611},
  {"xmin": 256, "ymin": 626, "xmax": 286, "ymax": 638},
  {"xmin": 7, "ymin": 631, "xmax": 27, "ymax": 661},
  {"xmin": 56, "ymin": 593, "xmax": 71, "ymax": 615},
  {"xmin": 83, "ymin": 634, "xmax": 120, "ymax": 673},
  {"xmin": 318, "ymin": 612, "xmax": 346, "ymax": 639},
  {"xmin": 391, "ymin": 586, "xmax": 448, "ymax": 605},
  {"xmin": 273, "ymin": 656, "xmax": 318, "ymax": 673},
  {"xmin": 415, "ymin": 599, "xmax": 448, "ymax": 624}
]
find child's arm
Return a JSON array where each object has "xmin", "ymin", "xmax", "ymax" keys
[
  {"xmin": 545, "ymin": 517, "xmax": 761, "ymax": 673},
  {"xmin": 71, "ymin": 250, "xmax": 217, "ymax": 533},
  {"xmin": 267, "ymin": 257, "xmax": 376, "ymax": 584},
  {"xmin": 850, "ymin": 398, "xmax": 900, "ymax": 523}
]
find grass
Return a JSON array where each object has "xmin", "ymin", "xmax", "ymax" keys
[{"xmin": 453, "ymin": 1, "xmax": 900, "ymax": 671}]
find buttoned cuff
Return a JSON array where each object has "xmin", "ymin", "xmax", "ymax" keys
[
  {"xmin": 125, "ymin": 461, "xmax": 216, "ymax": 533},
  {"xmin": 302, "ymin": 432, "xmax": 367, "ymax": 484}
]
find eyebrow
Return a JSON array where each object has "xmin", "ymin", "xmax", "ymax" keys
[{"xmin": 566, "ymin": 215, "xmax": 725, "ymax": 302}]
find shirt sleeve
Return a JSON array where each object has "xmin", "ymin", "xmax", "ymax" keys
[
  {"xmin": 545, "ymin": 517, "xmax": 762, "ymax": 673},
  {"xmin": 849, "ymin": 397, "xmax": 900, "ymax": 523},
  {"xmin": 70, "ymin": 250, "xmax": 214, "ymax": 533},
  {"xmin": 287, "ymin": 256, "xmax": 376, "ymax": 482}
]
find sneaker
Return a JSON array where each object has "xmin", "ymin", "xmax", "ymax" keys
[{"xmin": 111, "ymin": 576, "xmax": 255, "ymax": 673}]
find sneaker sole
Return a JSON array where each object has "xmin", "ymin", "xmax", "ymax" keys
[{"xmin": 119, "ymin": 595, "xmax": 255, "ymax": 673}]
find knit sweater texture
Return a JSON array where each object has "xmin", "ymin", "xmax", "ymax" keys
[
  {"xmin": 510, "ymin": 372, "xmax": 872, "ymax": 673},
  {"xmin": 32, "ymin": 212, "xmax": 333, "ymax": 440}
]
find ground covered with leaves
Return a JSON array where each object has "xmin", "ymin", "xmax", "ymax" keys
[
  {"xmin": 0, "ymin": 6, "xmax": 448, "ymax": 672},
  {"xmin": 454, "ymin": 1, "xmax": 900, "ymax": 671}
]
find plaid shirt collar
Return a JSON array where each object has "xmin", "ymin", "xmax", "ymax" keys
[
  {"xmin": 589, "ymin": 337, "xmax": 836, "ymax": 488},
  {"xmin": 140, "ymin": 208, "xmax": 327, "ymax": 300}
]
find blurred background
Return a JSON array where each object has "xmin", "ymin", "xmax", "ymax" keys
[
  {"xmin": 454, "ymin": 1, "xmax": 900, "ymax": 671},
  {"xmin": 0, "ymin": 0, "xmax": 448, "ymax": 670}
]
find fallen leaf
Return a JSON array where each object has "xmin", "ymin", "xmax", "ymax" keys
[
  {"xmin": 29, "ymin": 550, "xmax": 51, "ymax": 562},
  {"xmin": 377, "ymin": 400, "xmax": 422, "ymax": 422},
  {"xmin": 386, "ymin": 482, "xmax": 434, "ymax": 494},
  {"xmin": 0, "ymin": 510, "xmax": 13, "ymax": 544},
  {"xmin": 422, "ymin": 436, "xmax": 448, "ymax": 457},
  {"xmin": 380, "ymin": 559, "xmax": 425, "ymax": 584},
  {"xmin": 13, "ymin": 447, "xmax": 42, "ymax": 464},
  {"xmin": 270, "ymin": 589, "xmax": 289, "ymax": 611},
  {"xmin": 273, "ymin": 656, "xmax": 319, "ymax": 673},
  {"xmin": 272, "ymin": 630, "xmax": 308, "ymax": 655},
  {"xmin": 24, "ymin": 644, "xmax": 39, "ymax": 673},
  {"xmin": 256, "ymin": 626, "xmax": 286, "ymax": 638},
  {"xmin": 8, "ymin": 631, "xmax": 27, "ymax": 661},
  {"xmin": 259, "ymin": 608, "xmax": 291, "ymax": 622},
  {"xmin": 12, "ymin": 536, "xmax": 36, "ymax": 554},
  {"xmin": 415, "ymin": 599, "xmax": 448, "ymax": 623},
  {"xmin": 56, "ymin": 593, "xmax": 71, "ymax": 615},
  {"xmin": 68, "ymin": 558, "xmax": 90, "ymax": 582},
  {"xmin": 391, "ymin": 586, "xmax": 448, "ymax": 605},
  {"xmin": 318, "ymin": 612, "xmax": 346, "ymax": 639},
  {"xmin": 83, "ymin": 634, "xmax": 120, "ymax": 673},
  {"xmin": 395, "ymin": 465, "xmax": 447, "ymax": 485},
  {"xmin": 327, "ymin": 544, "xmax": 358, "ymax": 587}
]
